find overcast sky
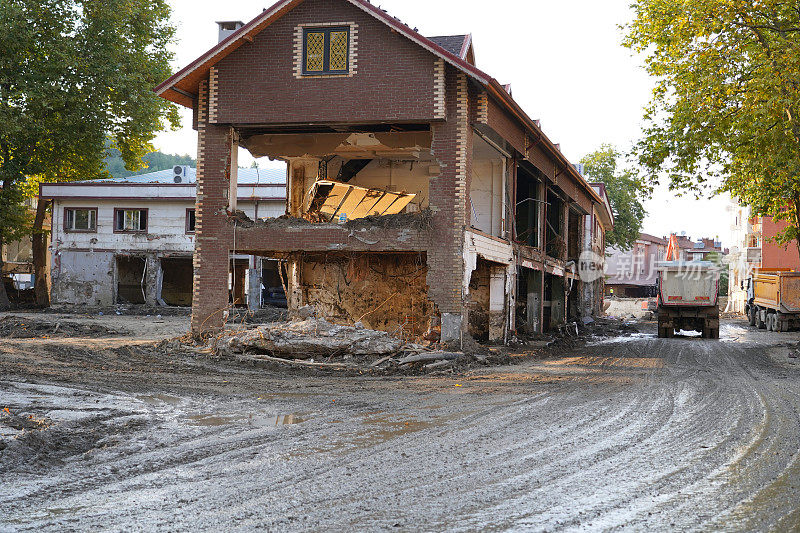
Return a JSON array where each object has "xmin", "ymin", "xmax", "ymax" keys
[{"xmin": 154, "ymin": 0, "xmax": 734, "ymax": 245}]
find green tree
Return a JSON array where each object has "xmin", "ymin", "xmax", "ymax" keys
[
  {"xmin": 623, "ymin": 0, "xmax": 800, "ymax": 257},
  {"xmin": 0, "ymin": 0, "xmax": 180, "ymax": 308},
  {"xmin": 103, "ymin": 147, "xmax": 195, "ymax": 179},
  {"xmin": 705, "ymin": 251, "xmax": 730, "ymax": 295},
  {"xmin": 580, "ymin": 145, "xmax": 647, "ymax": 251}
]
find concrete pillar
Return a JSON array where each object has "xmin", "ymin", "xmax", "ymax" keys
[
  {"xmin": 488, "ymin": 265, "xmax": 506, "ymax": 341},
  {"xmin": 144, "ymin": 254, "xmax": 160, "ymax": 306},
  {"xmin": 191, "ymin": 78, "xmax": 234, "ymax": 336},
  {"xmin": 247, "ymin": 267, "xmax": 261, "ymax": 310},
  {"xmin": 428, "ymin": 68, "xmax": 472, "ymax": 342},
  {"xmin": 287, "ymin": 258, "xmax": 303, "ymax": 310}
]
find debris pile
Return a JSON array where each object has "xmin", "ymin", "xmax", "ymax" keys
[
  {"xmin": 215, "ymin": 318, "xmax": 408, "ymax": 359},
  {"xmin": 210, "ymin": 315, "xmax": 490, "ymax": 373}
]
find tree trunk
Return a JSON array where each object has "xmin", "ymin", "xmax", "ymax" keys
[
  {"xmin": 0, "ymin": 233, "xmax": 10, "ymax": 311},
  {"xmin": 794, "ymin": 194, "xmax": 800, "ymax": 264},
  {"xmin": 33, "ymin": 199, "xmax": 51, "ymax": 307}
]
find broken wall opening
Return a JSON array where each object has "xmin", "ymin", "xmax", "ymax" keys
[
  {"xmin": 160, "ymin": 257, "xmax": 193, "ymax": 307},
  {"xmin": 230, "ymin": 258, "xmax": 249, "ymax": 307},
  {"xmin": 515, "ymin": 166, "xmax": 540, "ymax": 247},
  {"xmin": 516, "ymin": 267, "xmax": 542, "ymax": 334},
  {"xmin": 468, "ymin": 258, "xmax": 491, "ymax": 341},
  {"xmin": 568, "ymin": 278, "xmax": 580, "ymax": 322},
  {"xmin": 261, "ymin": 258, "xmax": 287, "ymax": 308},
  {"xmin": 116, "ymin": 256, "xmax": 146, "ymax": 304},
  {"xmin": 467, "ymin": 257, "xmax": 507, "ymax": 342},
  {"xmin": 544, "ymin": 273, "xmax": 566, "ymax": 330},
  {"xmin": 470, "ymin": 134, "xmax": 507, "ymax": 238},
  {"xmin": 297, "ymin": 252, "xmax": 432, "ymax": 340},
  {"xmin": 568, "ymin": 209, "xmax": 581, "ymax": 262},
  {"xmin": 546, "ymin": 190, "xmax": 565, "ymax": 259},
  {"xmin": 243, "ymin": 131, "xmax": 435, "ymax": 223}
]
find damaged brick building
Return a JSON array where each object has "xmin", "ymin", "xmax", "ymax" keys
[{"xmin": 155, "ymin": 0, "xmax": 613, "ymax": 342}]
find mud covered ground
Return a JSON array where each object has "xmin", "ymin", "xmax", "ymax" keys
[{"xmin": 1, "ymin": 311, "xmax": 800, "ymax": 531}]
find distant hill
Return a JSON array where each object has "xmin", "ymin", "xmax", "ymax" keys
[{"xmin": 104, "ymin": 148, "xmax": 196, "ymax": 179}]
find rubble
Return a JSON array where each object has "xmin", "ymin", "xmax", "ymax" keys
[{"xmin": 214, "ymin": 318, "xmax": 412, "ymax": 359}]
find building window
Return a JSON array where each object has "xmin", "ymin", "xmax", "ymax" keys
[
  {"xmin": 186, "ymin": 208, "xmax": 196, "ymax": 234},
  {"xmin": 302, "ymin": 26, "xmax": 349, "ymax": 75},
  {"xmin": 114, "ymin": 208, "xmax": 148, "ymax": 233},
  {"xmin": 64, "ymin": 208, "xmax": 97, "ymax": 232}
]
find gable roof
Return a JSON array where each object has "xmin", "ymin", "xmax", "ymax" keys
[
  {"xmin": 154, "ymin": 0, "xmax": 603, "ymax": 207},
  {"xmin": 427, "ymin": 34, "xmax": 471, "ymax": 61},
  {"xmin": 638, "ymin": 233, "xmax": 668, "ymax": 245},
  {"xmin": 154, "ymin": 0, "xmax": 491, "ymax": 107}
]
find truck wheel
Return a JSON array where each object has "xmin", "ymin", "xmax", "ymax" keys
[{"xmin": 757, "ymin": 309, "xmax": 767, "ymax": 329}]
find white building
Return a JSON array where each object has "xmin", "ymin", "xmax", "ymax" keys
[{"xmin": 39, "ymin": 165, "xmax": 286, "ymax": 308}]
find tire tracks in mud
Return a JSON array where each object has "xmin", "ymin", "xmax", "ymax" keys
[{"xmin": 2, "ymin": 322, "xmax": 800, "ymax": 530}]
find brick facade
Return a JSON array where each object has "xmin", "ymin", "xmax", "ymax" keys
[
  {"xmin": 427, "ymin": 67, "xmax": 472, "ymax": 317},
  {"xmin": 191, "ymin": 79, "xmax": 234, "ymax": 334},
  {"xmin": 156, "ymin": 0, "xmax": 612, "ymax": 339},
  {"xmin": 213, "ymin": 0, "xmax": 437, "ymax": 125}
]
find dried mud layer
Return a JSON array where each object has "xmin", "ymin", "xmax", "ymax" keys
[
  {"xmin": 0, "ymin": 316, "xmax": 122, "ymax": 339},
  {"xmin": 1, "ymin": 311, "xmax": 800, "ymax": 531}
]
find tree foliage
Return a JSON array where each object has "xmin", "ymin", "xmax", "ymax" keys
[
  {"xmin": 624, "ymin": 0, "xmax": 800, "ymax": 251},
  {"xmin": 0, "ymin": 0, "xmax": 179, "ymax": 306},
  {"xmin": 103, "ymin": 148, "xmax": 195, "ymax": 179},
  {"xmin": 580, "ymin": 145, "xmax": 647, "ymax": 251}
]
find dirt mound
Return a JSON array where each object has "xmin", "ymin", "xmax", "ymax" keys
[
  {"xmin": 215, "ymin": 318, "xmax": 408, "ymax": 359},
  {"xmin": 0, "ymin": 317, "xmax": 121, "ymax": 338}
]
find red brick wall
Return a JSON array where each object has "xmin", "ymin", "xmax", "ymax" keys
[
  {"xmin": 428, "ymin": 66, "xmax": 471, "ymax": 314},
  {"xmin": 191, "ymin": 79, "xmax": 234, "ymax": 335},
  {"xmin": 486, "ymin": 97, "xmax": 526, "ymax": 155},
  {"xmin": 213, "ymin": 0, "xmax": 437, "ymax": 125},
  {"xmin": 761, "ymin": 216, "xmax": 800, "ymax": 270}
]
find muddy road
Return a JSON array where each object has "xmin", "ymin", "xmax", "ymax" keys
[{"xmin": 2, "ymin": 312, "xmax": 800, "ymax": 531}]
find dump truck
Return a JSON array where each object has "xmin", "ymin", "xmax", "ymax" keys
[
  {"xmin": 745, "ymin": 270, "xmax": 800, "ymax": 332},
  {"xmin": 656, "ymin": 260, "xmax": 721, "ymax": 338}
]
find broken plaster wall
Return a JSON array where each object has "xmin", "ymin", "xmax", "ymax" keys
[
  {"xmin": 298, "ymin": 253, "xmax": 432, "ymax": 340},
  {"xmin": 51, "ymin": 250, "xmax": 115, "ymax": 306},
  {"xmin": 470, "ymin": 159, "xmax": 505, "ymax": 238},
  {"xmin": 467, "ymin": 259, "xmax": 490, "ymax": 340}
]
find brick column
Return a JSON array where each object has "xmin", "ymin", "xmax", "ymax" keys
[
  {"xmin": 191, "ymin": 78, "xmax": 234, "ymax": 336},
  {"xmin": 429, "ymin": 68, "xmax": 472, "ymax": 342}
]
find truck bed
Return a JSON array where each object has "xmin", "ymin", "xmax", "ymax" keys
[{"xmin": 752, "ymin": 271, "xmax": 800, "ymax": 313}]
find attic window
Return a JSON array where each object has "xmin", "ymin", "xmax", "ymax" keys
[{"xmin": 303, "ymin": 27, "xmax": 349, "ymax": 75}]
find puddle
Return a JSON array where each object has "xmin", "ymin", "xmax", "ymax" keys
[
  {"xmin": 257, "ymin": 392, "xmax": 320, "ymax": 399},
  {"xmin": 137, "ymin": 394, "xmax": 182, "ymax": 406},
  {"xmin": 187, "ymin": 413, "xmax": 304, "ymax": 427},
  {"xmin": 587, "ymin": 332, "xmax": 655, "ymax": 345}
]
